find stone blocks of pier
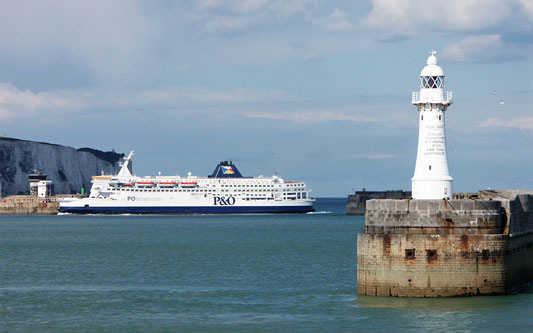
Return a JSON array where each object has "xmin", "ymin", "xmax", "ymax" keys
[{"xmin": 357, "ymin": 193, "xmax": 533, "ymax": 297}]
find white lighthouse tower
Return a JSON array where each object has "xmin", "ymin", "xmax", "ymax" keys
[{"xmin": 411, "ymin": 51, "xmax": 453, "ymax": 199}]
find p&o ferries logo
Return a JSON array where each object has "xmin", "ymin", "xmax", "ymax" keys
[
  {"xmin": 222, "ymin": 166, "xmax": 235, "ymax": 175},
  {"xmin": 213, "ymin": 195, "xmax": 235, "ymax": 206}
]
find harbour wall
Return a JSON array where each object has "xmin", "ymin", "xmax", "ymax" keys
[
  {"xmin": 0, "ymin": 195, "xmax": 63, "ymax": 214},
  {"xmin": 357, "ymin": 191, "xmax": 533, "ymax": 297}
]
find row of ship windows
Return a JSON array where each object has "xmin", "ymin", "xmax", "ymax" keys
[
  {"xmin": 102, "ymin": 189, "xmax": 306, "ymax": 199},
  {"xmin": 106, "ymin": 188, "xmax": 305, "ymax": 192},
  {"xmin": 218, "ymin": 184, "xmax": 303, "ymax": 187},
  {"xmin": 220, "ymin": 184, "xmax": 272, "ymax": 187},
  {"xmin": 116, "ymin": 183, "xmax": 304, "ymax": 188},
  {"xmin": 244, "ymin": 194, "xmax": 306, "ymax": 200}
]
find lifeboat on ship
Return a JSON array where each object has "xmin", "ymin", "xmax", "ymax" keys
[
  {"xmin": 179, "ymin": 181, "xmax": 198, "ymax": 188},
  {"xmin": 158, "ymin": 181, "xmax": 177, "ymax": 188},
  {"xmin": 136, "ymin": 181, "xmax": 155, "ymax": 188}
]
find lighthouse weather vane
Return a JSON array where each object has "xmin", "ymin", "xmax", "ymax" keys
[{"xmin": 411, "ymin": 51, "xmax": 454, "ymax": 200}]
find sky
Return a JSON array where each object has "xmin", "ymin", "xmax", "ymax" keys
[{"xmin": 0, "ymin": 0, "xmax": 532, "ymax": 196}]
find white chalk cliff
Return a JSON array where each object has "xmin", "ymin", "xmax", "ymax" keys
[{"xmin": 0, "ymin": 138, "xmax": 122, "ymax": 196}]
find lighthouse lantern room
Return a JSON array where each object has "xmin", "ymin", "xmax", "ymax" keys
[{"xmin": 411, "ymin": 51, "xmax": 453, "ymax": 200}]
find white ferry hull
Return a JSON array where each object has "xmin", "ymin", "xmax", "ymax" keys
[
  {"xmin": 59, "ymin": 197, "xmax": 314, "ymax": 214},
  {"xmin": 59, "ymin": 204, "xmax": 314, "ymax": 214}
]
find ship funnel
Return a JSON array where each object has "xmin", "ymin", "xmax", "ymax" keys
[{"xmin": 208, "ymin": 161, "xmax": 244, "ymax": 178}]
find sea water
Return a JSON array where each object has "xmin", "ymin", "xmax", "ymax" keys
[{"xmin": 1, "ymin": 198, "xmax": 532, "ymax": 331}]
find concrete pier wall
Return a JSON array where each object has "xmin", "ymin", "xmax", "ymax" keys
[{"xmin": 357, "ymin": 191, "xmax": 533, "ymax": 297}]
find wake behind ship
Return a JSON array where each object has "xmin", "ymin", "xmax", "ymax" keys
[{"xmin": 59, "ymin": 151, "xmax": 315, "ymax": 214}]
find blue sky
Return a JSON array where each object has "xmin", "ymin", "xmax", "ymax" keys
[{"xmin": 0, "ymin": 0, "xmax": 532, "ymax": 196}]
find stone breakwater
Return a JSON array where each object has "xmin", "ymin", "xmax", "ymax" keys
[
  {"xmin": 0, "ymin": 137, "xmax": 122, "ymax": 196},
  {"xmin": 357, "ymin": 190, "xmax": 533, "ymax": 297},
  {"xmin": 0, "ymin": 195, "xmax": 61, "ymax": 214}
]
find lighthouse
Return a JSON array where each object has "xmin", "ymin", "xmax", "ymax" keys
[{"xmin": 411, "ymin": 51, "xmax": 453, "ymax": 199}]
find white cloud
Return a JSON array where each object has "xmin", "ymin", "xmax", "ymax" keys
[
  {"xmin": 193, "ymin": 0, "xmax": 320, "ymax": 34},
  {"xmin": 519, "ymin": 0, "xmax": 533, "ymax": 18},
  {"xmin": 313, "ymin": 8, "xmax": 355, "ymax": 32},
  {"xmin": 245, "ymin": 111, "xmax": 377, "ymax": 123},
  {"xmin": 349, "ymin": 153, "xmax": 397, "ymax": 160},
  {"xmin": 133, "ymin": 87, "xmax": 289, "ymax": 107},
  {"xmin": 361, "ymin": 0, "xmax": 533, "ymax": 61},
  {"xmin": 479, "ymin": 117, "xmax": 533, "ymax": 130},
  {"xmin": 441, "ymin": 35, "xmax": 513, "ymax": 62},
  {"xmin": 197, "ymin": 0, "xmax": 270, "ymax": 14},
  {"xmin": 363, "ymin": 0, "xmax": 514, "ymax": 38},
  {"xmin": 0, "ymin": 1, "xmax": 159, "ymax": 82},
  {"xmin": 268, "ymin": 0, "xmax": 321, "ymax": 19},
  {"xmin": 0, "ymin": 82, "xmax": 81, "ymax": 120},
  {"xmin": 203, "ymin": 16, "xmax": 257, "ymax": 34},
  {"xmin": 0, "ymin": 81, "xmax": 292, "ymax": 120}
]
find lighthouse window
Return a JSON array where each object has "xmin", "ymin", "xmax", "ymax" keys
[
  {"xmin": 438, "ymin": 115, "xmax": 441, "ymax": 120},
  {"xmin": 429, "ymin": 165, "xmax": 432, "ymax": 170},
  {"xmin": 421, "ymin": 76, "xmax": 444, "ymax": 89},
  {"xmin": 421, "ymin": 115, "xmax": 423, "ymax": 120}
]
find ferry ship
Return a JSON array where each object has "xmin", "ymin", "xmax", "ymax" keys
[{"xmin": 59, "ymin": 151, "xmax": 315, "ymax": 214}]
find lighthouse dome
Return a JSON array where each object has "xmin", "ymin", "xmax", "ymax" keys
[
  {"xmin": 419, "ymin": 51, "xmax": 444, "ymax": 89},
  {"xmin": 420, "ymin": 52, "xmax": 444, "ymax": 77}
]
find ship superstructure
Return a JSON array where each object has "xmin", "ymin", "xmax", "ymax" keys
[{"xmin": 59, "ymin": 151, "xmax": 315, "ymax": 214}]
